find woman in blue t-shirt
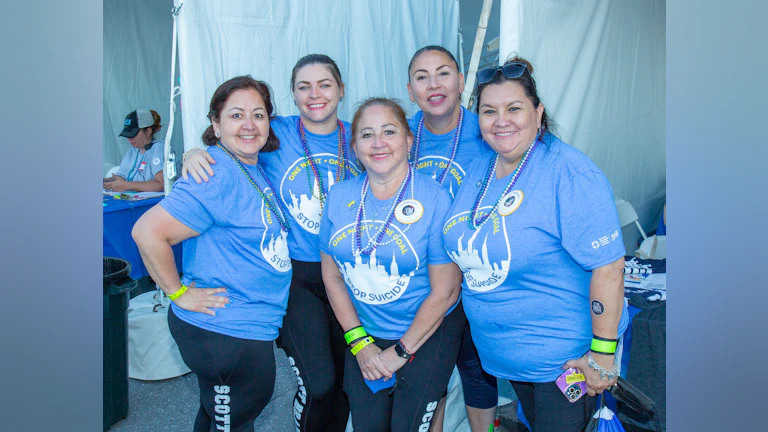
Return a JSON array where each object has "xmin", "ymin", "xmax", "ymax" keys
[
  {"xmin": 319, "ymin": 98, "xmax": 465, "ymax": 432},
  {"xmin": 442, "ymin": 57, "xmax": 628, "ymax": 432},
  {"xmin": 132, "ymin": 76, "xmax": 293, "ymax": 432},
  {"xmin": 181, "ymin": 55, "xmax": 356, "ymax": 432},
  {"xmin": 406, "ymin": 45, "xmax": 499, "ymax": 432}
]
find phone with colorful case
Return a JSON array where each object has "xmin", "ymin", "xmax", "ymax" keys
[{"xmin": 556, "ymin": 367, "xmax": 587, "ymax": 403}]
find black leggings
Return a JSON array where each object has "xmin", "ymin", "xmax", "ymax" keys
[
  {"xmin": 168, "ymin": 307, "xmax": 276, "ymax": 432},
  {"xmin": 456, "ymin": 324, "xmax": 498, "ymax": 409},
  {"xmin": 511, "ymin": 380, "xmax": 595, "ymax": 432},
  {"xmin": 279, "ymin": 260, "xmax": 349, "ymax": 432},
  {"xmin": 344, "ymin": 302, "xmax": 466, "ymax": 432}
]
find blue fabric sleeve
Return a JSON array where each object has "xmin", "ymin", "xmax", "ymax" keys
[
  {"xmin": 427, "ymin": 187, "xmax": 453, "ymax": 265},
  {"xmin": 160, "ymin": 176, "xmax": 222, "ymax": 235},
  {"xmin": 557, "ymin": 168, "xmax": 625, "ymax": 271}
]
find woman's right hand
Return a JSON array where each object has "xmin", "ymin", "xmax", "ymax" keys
[
  {"xmin": 355, "ymin": 343, "xmax": 393, "ymax": 381},
  {"xmin": 171, "ymin": 281, "xmax": 229, "ymax": 316},
  {"xmin": 181, "ymin": 149, "xmax": 217, "ymax": 183}
]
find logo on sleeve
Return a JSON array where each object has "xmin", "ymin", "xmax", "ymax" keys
[{"xmin": 591, "ymin": 230, "xmax": 620, "ymax": 249}]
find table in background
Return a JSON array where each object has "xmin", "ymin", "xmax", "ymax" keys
[{"xmin": 103, "ymin": 196, "xmax": 183, "ymax": 280}]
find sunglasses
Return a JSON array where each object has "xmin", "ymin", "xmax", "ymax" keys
[{"xmin": 476, "ymin": 62, "xmax": 528, "ymax": 85}]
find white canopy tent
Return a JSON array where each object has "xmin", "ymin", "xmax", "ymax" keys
[{"xmin": 104, "ymin": 0, "xmax": 665, "ymax": 242}]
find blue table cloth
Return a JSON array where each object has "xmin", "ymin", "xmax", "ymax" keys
[{"xmin": 103, "ymin": 196, "xmax": 183, "ymax": 280}]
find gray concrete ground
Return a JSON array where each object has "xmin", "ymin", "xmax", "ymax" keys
[{"xmin": 111, "ymin": 343, "xmax": 296, "ymax": 432}]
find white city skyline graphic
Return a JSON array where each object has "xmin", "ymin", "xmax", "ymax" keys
[
  {"xmin": 447, "ymin": 209, "xmax": 511, "ymax": 292},
  {"xmin": 332, "ymin": 223, "xmax": 419, "ymax": 305},
  {"xmin": 281, "ymin": 154, "xmax": 337, "ymax": 235},
  {"xmin": 259, "ymin": 189, "xmax": 291, "ymax": 272}
]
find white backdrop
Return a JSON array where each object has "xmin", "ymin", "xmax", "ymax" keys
[
  {"xmin": 174, "ymin": 0, "xmax": 460, "ymax": 152},
  {"xmin": 500, "ymin": 0, "xmax": 666, "ymax": 247}
]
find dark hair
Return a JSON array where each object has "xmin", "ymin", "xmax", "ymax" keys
[
  {"xmin": 146, "ymin": 110, "xmax": 163, "ymax": 137},
  {"xmin": 474, "ymin": 55, "xmax": 554, "ymax": 137},
  {"xmin": 350, "ymin": 98, "xmax": 412, "ymax": 171},
  {"xmin": 290, "ymin": 54, "xmax": 344, "ymax": 90},
  {"xmin": 408, "ymin": 45, "xmax": 461, "ymax": 79},
  {"xmin": 201, "ymin": 75, "xmax": 280, "ymax": 152}
]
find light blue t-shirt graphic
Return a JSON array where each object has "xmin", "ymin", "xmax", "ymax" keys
[
  {"xmin": 161, "ymin": 146, "xmax": 292, "ymax": 341},
  {"xmin": 408, "ymin": 107, "xmax": 493, "ymax": 198},
  {"xmin": 319, "ymin": 171, "xmax": 454, "ymax": 339},
  {"xmin": 260, "ymin": 116, "xmax": 361, "ymax": 262},
  {"xmin": 442, "ymin": 134, "xmax": 629, "ymax": 382}
]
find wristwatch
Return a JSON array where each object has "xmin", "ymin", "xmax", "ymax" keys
[{"xmin": 394, "ymin": 340, "xmax": 413, "ymax": 361}]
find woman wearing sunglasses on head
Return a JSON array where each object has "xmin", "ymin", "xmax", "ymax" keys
[
  {"xmin": 406, "ymin": 46, "xmax": 499, "ymax": 432},
  {"xmin": 181, "ymin": 55, "xmax": 358, "ymax": 432},
  {"xmin": 319, "ymin": 97, "xmax": 465, "ymax": 432},
  {"xmin": 441, "ymin": 56, "xmax": 629, "ymax": 432}
]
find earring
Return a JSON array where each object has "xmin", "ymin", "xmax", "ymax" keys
[{"xmin": 215, "ymin": 131, "xmax": 220, "ymax": 138}]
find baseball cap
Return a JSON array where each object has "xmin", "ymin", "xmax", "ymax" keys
[{"xmin": 119, "ymin": 110, "xmax": 154, "ymax": 138}]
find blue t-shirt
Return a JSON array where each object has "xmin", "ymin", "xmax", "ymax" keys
[
  {"xmin": 319, "ymin": 170, "xmax": 454, "ymax": 339},
  {"xmin": 408, "ymin": 107, "xmax": 494, "ymax": 198},
  {"xmin": 259, "ymin": 116, "xmax": 361, "ymax": 262},
  {"xmin": 442, "ymin": 134, "xmax": 629, "ymax": 382},
  {"xmin": 161, "ymin": 146, "xmax": 292, "ymax": 341}
]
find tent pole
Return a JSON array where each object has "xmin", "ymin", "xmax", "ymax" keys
[
  {"xmin": 163, "ymin": 3, "xmax": 183, "ymax": 196},
  {"xmin": 461, "ymin": 0, "xmax": 494, "ymax": 108}
]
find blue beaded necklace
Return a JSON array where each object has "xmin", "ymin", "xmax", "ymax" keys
[
  {"xmin": 215, "ymin": 142, "xmax": 291, "ymax": 232},
  {"xmin": 353, "ymin": 165, "xmax": 414, "ymax": 256},
  {"xmin": 468, "ymin": 136, "xmax": 539, "ymax": 230},
  {"xmin": 410, "ymin": 107, "xmax": 464, "ymax": 185}
]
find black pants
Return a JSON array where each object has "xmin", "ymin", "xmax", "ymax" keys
[
  {"xmin": 168, "ymin": 307, "xmax": 276, "ymax": 432},
  {"xmin": 511, "ymin": 380, "xmax": 595, "ymax": 432},
  {"xmin": 456, "ymin": 324, "xmax": 498, "ymax": 409},
  {"xmin": 344, "ymin": 302, "xmax": 466, "ymax": 432},
  {"xmin": 279, "ymin": 260, "xmax": 349, "ymax": 432}
]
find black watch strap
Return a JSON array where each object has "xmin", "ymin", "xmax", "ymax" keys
[{"xmin": 394, "ymin": 340, "xmax": 412, "ymax": 359}]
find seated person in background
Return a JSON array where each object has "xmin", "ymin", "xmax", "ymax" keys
[{"xmin": 104, "ymin": 109, "xmax": 165, "ymax": 192}]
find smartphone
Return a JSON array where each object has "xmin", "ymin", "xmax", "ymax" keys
[{"xmin": 556, "ymin": 367, "xmax": 587, "ymax": 403}]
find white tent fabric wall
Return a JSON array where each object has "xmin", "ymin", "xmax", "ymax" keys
[
  {"xmin": 103, "ymin": 0, "xmax": 184, "ymax": 177},
  {"xmin": 174, "ymin": 0, "xmax": 460, "ymax": 153},
  {"xmin": 499, "ymin": 0, "xmax": 666, "ymax": 251}
]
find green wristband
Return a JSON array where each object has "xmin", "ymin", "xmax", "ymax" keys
[
  {"xmin": 344, "ymin": 326, "xmax": 368, "ymax": 345},
  {"xmin": 350, "ymin": 336, "xmax": 374, "ymax": 356},
  {"xmin": 591, "ymin": 337, "xmax": 617, "ymax": 355}
]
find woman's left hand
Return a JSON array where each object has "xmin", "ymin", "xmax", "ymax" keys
[
  {"xmin": 377, "ymin": 345, "xmax": 408, "ymax": 376},
  {"xmin": 563, "ymin": 352, "xmax": 616, "ymax": 396},
  {"xmin": 104, "ymin": 175, "xmax": 130, "ymax": 192}
]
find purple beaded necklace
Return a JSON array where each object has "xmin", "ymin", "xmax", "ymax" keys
[
  {"xmin": 215, "ymin": 142, "xmax": 291, "ymax": 232},
  {"xmin": 410, "ymin": 107, "xmax": 464, "ymax": 184},
  {"xmin": 296, "ymin": 118, "xmax": 349, "ymax": 212},
  {"xmin": 468, "ymin": 137, "xmax": 539, "ymax": 230},
  {"xmin": 353, "ymin": 165, "xmax": 414, "ymax": 256}
]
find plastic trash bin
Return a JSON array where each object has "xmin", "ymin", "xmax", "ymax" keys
[{"xmin": 104, "ymin": 257, "xmax": 137, "ymax": 430}]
